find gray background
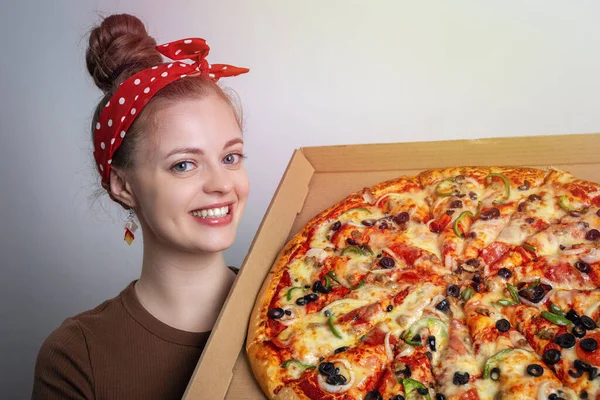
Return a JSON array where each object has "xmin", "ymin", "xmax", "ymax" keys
[{"xmin": 2, "ymin": 0, "xmax": 600, "ymax": 398}]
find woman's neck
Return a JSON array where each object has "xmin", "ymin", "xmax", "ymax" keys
[{"xmin": 134, "ymin": 236, "xmax": 236, "ymax": 333}]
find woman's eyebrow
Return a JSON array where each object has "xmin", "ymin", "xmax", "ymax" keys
[{"xmin": 223, "ymin": 138, "xmax": 243, "ymax": 149}]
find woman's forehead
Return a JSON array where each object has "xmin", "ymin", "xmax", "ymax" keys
[{"xmin": 147, "ymin": 97, "xmax": 243, "ymax": 156}]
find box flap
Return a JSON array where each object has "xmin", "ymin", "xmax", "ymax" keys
[{"xmin": 301, "ymin": 133, "xmax": 600, "ymax": 172}]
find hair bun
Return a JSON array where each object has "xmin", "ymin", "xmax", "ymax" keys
[{"xmin": 86, "ymin": 13, "xmax": 163, "ymax": 93}]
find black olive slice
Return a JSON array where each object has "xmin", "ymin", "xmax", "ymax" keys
[
  {"xmin": 580, "ymin": 316, "xmax": 596, "ymax": 330},
  {"xmin": 452, "ymin": 371, "xmax": 470, "ymax": 385},
  {"xmin": 305, "ymin": 293, "xmax": 318, "ymax": 303},
  {"xmin": 554, "ymin": 333, "xmax": 576, "ymax": 349},
  {"xmin": 543, "ymin": 349, "xmax": 562, "ymax": 365},
  {"xmin": 581, "ymin": 338, "xmax": 598, "ymax": 352},
  {"xmin": 447, "ymin": 284, "xmax": 460, "ymax": 297},
  {"xmin": 394, "ymin": 212, "xmax": 410, "ymax": 224},
  {"xmin": 490, "ymin": 367, "xmax": 501, "ymax": 381},
  {"xmin": 498, "ymin": 268, "xmax": 512, "ymax": 279},
  {"xmin": 364, "ymin": 390, "xmax": 382, "ymax": 400},
  {"xmin": 495, "ymin": 319, "xmax": 510, "ymax": 332},
  {"xmin": 296, "ymin": 297, "xmax": 307, "ymax": 306},
  {"xmin": 318, "ymin": 362, "xmax": 336, "ymax": 376},
  {"xmin": 572, "ymin": 324, "xmax": 587, "ymax": 338},
  {"xmin": 428, "ymin": 335, "xmax": 436, "ymax": 352},
  {"xmin": 267, "ymin": 308, "xmax": 284, "ymax": 319},
  {"xmin": 586, "ymin": 229, "xmax": 600, "ymax": 241},
  {"xmin": 334, "ymin": 346, "xmax": 350, "ymax": 354},
  {"xmin": 526, "ymin": 364, "xmax": 543, "ymax": 377},
  {"xmin": 449, "ymin": 200, "xmax": 463, "ymax": 209},
  {"xmin": 575, "ymin": 261, "xmax": 591, "ymax": 274},
  {"xmin": 331, "ymin": 221, "xmax": 341, "ymax": 231},
  {"xmin": 566, "ymin": 310, "xmax": 580, "ymax": 323},
  {"xmin": 379, "ymin": 256, "xmax": 395, "ymax": 269},
  {"xmin": 435, "ymin": 299, "xmax": 450, "ymax": 313}
]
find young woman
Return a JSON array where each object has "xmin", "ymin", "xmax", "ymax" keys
[{"xmin": 32, "ymin": 13, "xmax": 250, "ymax": 399}]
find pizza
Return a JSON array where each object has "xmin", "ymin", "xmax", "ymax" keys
[{"xmin": 246, "ymin": 166, "xmax": 600, "ymax": 400}]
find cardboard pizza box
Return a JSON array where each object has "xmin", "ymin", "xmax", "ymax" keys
[{"xmin": 183, "ymin": 133, "xmax": 600, "ymax": 399}]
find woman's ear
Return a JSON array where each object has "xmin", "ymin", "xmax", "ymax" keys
[{"xmin": 109, "ymin": 168, "xmax": 137, "ymax": 208}]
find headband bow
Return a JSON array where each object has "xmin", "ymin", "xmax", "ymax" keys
[{"xmin": 93, "ymin": 38, "xmax": 249, "ymax": 191}]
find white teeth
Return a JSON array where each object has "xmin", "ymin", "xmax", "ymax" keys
[{"xmin": 191, "ymin": 205, "xmax": 230, "ymax": 219}]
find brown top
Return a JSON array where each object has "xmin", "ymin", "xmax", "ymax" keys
[{"xmin": 31, "ymin": 280, "xmax": 211, "ymax": 400}]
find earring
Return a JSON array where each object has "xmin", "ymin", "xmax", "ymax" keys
[{"xmin": 124, "ymin": 208, "xmax": 138, "ymax": 245}]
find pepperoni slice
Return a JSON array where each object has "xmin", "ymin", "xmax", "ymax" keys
[{"xmin": 576, "ymin": 332, "xmax": 600, "ymax": 367}]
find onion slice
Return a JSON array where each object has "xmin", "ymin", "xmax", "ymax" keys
[
  {"xmin": 305, "ymin": 248, "xmax": 329, "ymax": 262},
  {"xmin": 317, "ymin": 359, "xmax": 355, "ymax": 393},
  {"xmin": 561, "ymin": 247, "xmax": 588, "ymax": 256},
  {"xmin": 384, "ymin": 331, "xmax": 394, "ymax": 360},
  {"xmin": 581, "ymin": 248, "xmax": 600, "ymax": 264}
]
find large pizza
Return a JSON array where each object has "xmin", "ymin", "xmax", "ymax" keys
[{"xmin": 246, "ymin": 166, "xmax": 600, "ymax": 400}]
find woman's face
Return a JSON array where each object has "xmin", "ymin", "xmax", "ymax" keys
[{"xmin": 127, "ymin": 94, "xmax": 250, "ymax": 253}]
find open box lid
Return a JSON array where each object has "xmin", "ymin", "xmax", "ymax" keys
[{"xmin": 184, "ymin": 133, "xmax": 600, "ymax": 399}]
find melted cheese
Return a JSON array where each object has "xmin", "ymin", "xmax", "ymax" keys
[{"xmin": 405, "ymin": 223, "xmax": 441, "ymax": 259}]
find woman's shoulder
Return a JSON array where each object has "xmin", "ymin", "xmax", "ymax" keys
[
  {"xmin": 32, "ymin": 286, "xmax": 131, "ymax": 399},
  {"xmin": 32, "ymin": 315, "xmax": 95, "ymax": 399}
]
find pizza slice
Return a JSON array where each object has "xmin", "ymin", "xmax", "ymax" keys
[
  {"xmin": 419, "ymin": 167, "xmax": 491, "ymax": 270},
  {"xmin": 461, "ymin": 167, "xmax": 548, "ymax": 263}
]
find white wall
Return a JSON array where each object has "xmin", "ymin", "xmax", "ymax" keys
[{"xmin": 2, "ymin": 0, "xmax": 600, "ymax": 397}]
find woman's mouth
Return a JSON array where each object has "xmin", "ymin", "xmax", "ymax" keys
[
  {"xmin": 189, "ymin": 203, "xmax": 234, "ymax": 226},
  {"xmin": 190, "ymin": 205, "xmax": 230, "ymax": 219}
]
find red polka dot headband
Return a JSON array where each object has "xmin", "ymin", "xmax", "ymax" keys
[{"xmin": 93, "ymin": 38, "xmax": 249, "ymax": 191}]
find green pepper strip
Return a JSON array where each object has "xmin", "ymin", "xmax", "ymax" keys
[
  {"xmin": 487, "ymin": 173, "xmax": 511, "ymax": 205},
  {"xmin": 461, "ymin": 287, "xmax": 475, "ymax": 301},
  {"xmin": 326, "ymin": 271, "xmax": 342, "ymax": 288},
  {"xmin": 325, "ymin": 274, "xmax": 332, "ymax": 289},
  {"xmin": 530, "ymin": 278, "xmax": 541, "ymax": 288},
  {"xmin": 522, "ymin": 243, "xmax": 537, "ymax": 253},
  {"xmin": 281, "ymin": 359, "xmax": 316, "ymax": 370},
  {"xmin": 286, "ymin": 286, "xmax": 308, "ymax": 301},
  {"xmin": 541, "ymin": 311, "xmax": 571, "ymax": 326},
  {"xmin": 403, "ymin": 318, "xmax": 448, "ymax": 347},
  {"xmin": 498, "ymin": 299, "xmax": 518, "ymax": 306},
  {"xmin": 361, "ymin": 245, "xmax": 374, "ymax": 256},
  {"xmin": 435, "ymin": 177, "xmax": 455, "ymax": 197},
  {"xmin": 507, "ymin": 283, "xmax": 520, "ymax": 304},
  {"xmin": 454, "ymin": 211, "xmax": 474, "ymax": 239},
  {"xmin": 549, "ymin": 302, "xmax": 565, "ymax": 316},
  {"xmin": 328, "ymin": 314, "xmax": 343, "ymax": 339},
  {"xmin": 404, "ymin": 336, "xmax": 423, "ymax": 347},
  {"xmin": 483, "ymin": 349, "xmax": 515, "ymax": 379},
  {"xmin": 341, "ymin": 245, "xmax": 365, "ymax": 256},
  {"xmin": 558, "ymin": 196, "xmax": 576, "ymax": 212},
  {"xmin": 401, "ymin": 378, "xmax": 431, "ymax": 400}
]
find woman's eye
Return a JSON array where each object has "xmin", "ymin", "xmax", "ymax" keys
[
  {"xmin": 172, "ymin": 161, "xmax": 194, "ymax": 172},
  {"xmin": 223, "ymin": 153, "xmax": 243, "ymax": 165}
]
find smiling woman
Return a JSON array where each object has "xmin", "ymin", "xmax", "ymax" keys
[{"xmin": 31, "ymin": 13, "xmax": 250, "ymax": 400}]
